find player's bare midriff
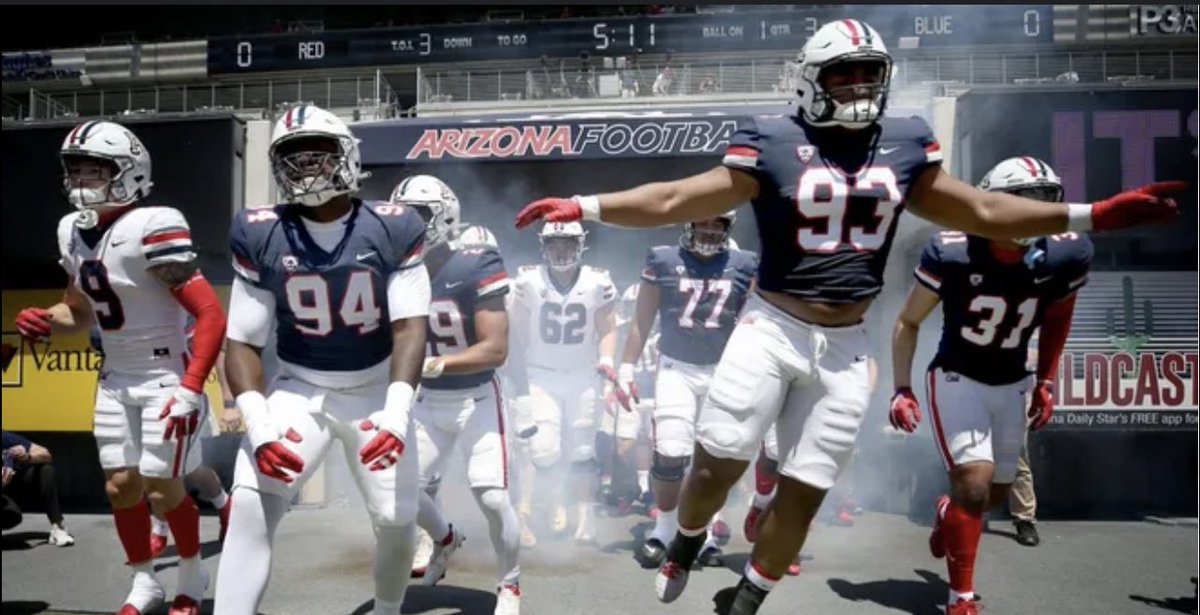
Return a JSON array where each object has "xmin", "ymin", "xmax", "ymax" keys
[{"xmin": 758, "ymin": 289, "xmax": 873, "ymax": 327}]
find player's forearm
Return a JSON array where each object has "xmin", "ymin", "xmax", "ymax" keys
[
  {"xmin": 620, "ymin": 324, "xmax": 646, "ymax": 365},
  {"xmin": 224, "ymin": 340, "xmax": 266, "ymax": 397},
  {"xmin": 441, "ymin": 340, "xmax": 508, "ymax": 375},
  {"xmin": 389, "ymin": 317, "xmax": 427, "ymax": 388},
  {"xmin": 891, "ymin": 320, "xmax": 920, "ymax": 390},
  {"xmin": 970, "ymin": 192, "xmax": 1076, "ymax": 240},
  {"xmin": 598, "ymin": 328, "xmax": 618, "ymax": 365}
]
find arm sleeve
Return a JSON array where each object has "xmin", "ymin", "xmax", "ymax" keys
[
  {"xmin": 475, "ymin": 250, "xmax": 511, "ymax": 301},
  {"xmin": 913, "ymin": 239, "xmax": 947, "ymax": 294},
  {"xmin": 141, "ymin": 208, "xmax": 196, "ymax": 269},
  {"xmin": 721, "ymin": 117, "xmax": 768, "ymax": 183},
  {"xmin": 387, "ymin": 263, "xmax": 432, "ymax": 322},
  {"xmin": 226, "ymin": 277, "xmax": 276, "ymax": 348}
]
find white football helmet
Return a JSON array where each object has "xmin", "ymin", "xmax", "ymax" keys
[
  {"xmin": 269, "ymin": 104, "xmax": 365, "ymax": 207},
  {"xmin": 59, "ymin": 120, "xmax": 153, "ymax": 228},
  {"xmin": 979, "ymin": 156, "xmax": 1064, "ymax": 246},
  {"xmin": 456, "ymin": 224, "xmax": 499, "ymax": 250},
  {"xmin": 539, "ymin": 221, "xmax": 587, "ymax": 272},
  {"xmin": 794, "ymin": 20, "xmax": 892, "ymax": 129},
  {"xmin": 390, "ymin": 174, "xmax": 461, "ymax": 249},
  {"xmin": 680, "ymin": 210, "xmax": 737, "ymax": 256}
]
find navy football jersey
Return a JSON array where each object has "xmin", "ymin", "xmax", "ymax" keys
[
  {"xmin": 917, "ymin": 231, "xmax": 1093, "ymax": 385},
  {"xmin": 423, "ymin": 247, "xmax": 510, "ymax": 390},
  {"xmin": 642, "ymin": 246, "xmax": 758, "ymax": 365},
  {"xmin": 723, "ymin": 114, "xmax": 943, "ymax": 303},
  {"xmin": 229, "ymin": 199, "xmax": 425, "ymax": 373}
]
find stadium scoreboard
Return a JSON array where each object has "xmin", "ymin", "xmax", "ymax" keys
[{"xmin": 208, "ymin": 5, "xmax": 1055, "ymax": 74}]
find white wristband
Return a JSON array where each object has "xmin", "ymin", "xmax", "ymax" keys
[
  {"xmin": 597, "ymin": 356, "xmax": 614, "ymax": 371},
  {"xmin": 575, "ymin": 195, "xmax": 602, "ymax": 222},
  {"xmin": 618, "ymin": 362, "xmax": 636, "ymax": 382},
  {"xmin": 1066, "ymin": 203, "xmax": 1093, "ymax": 232},
  {"xmin": 385, "ymin": 381, "xmax": 416, "ymax": 417}
]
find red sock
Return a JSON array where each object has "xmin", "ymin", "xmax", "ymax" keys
[
  {"xmin": 941, "ymin": 500, "xmax": 983, "ymax": 593},
  {"xmin": 113, "ymin": 498, "xmax": 153, "ymax": 566},
  {"xmin": 163, "ymin": 495, "xmax": 201, "ymax": 559},
  {"xmin": 754, "ymin": 456, "xmax": 778, "ymax": 497}
]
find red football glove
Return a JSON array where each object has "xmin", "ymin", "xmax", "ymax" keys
[
  {"xmin": 359, "ymin": 417, "xmax": 406, "ymax": 472},
  {"xmin": 889, "ymin": 387, "xmax": 922, "ymax": 433},
  {"xmin": 15, "ymin": 307, "xmax": 53, "ymax": 342},
  {"xmin": 255, "ymin": 428, "xmax": 306, "ymax": 484},
  {"xmin": 1091, "ymin": 181, "xmax": 1187, "ymax": 232},
  {"xmin": 515, "ymin": 197, "xmax": 583, "ymax": 230},
  {"xmin": 1028, "ymin": 380, "xmax": 1055, "ymax": 432},
  {"xmin": 597, "ymin": 363, "xmax": 637, "ymax": 412}
]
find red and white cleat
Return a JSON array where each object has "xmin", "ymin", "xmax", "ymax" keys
[
  {"xmin": 946, "ymin": 597, "xmax": 980, "ymax": 615},
  {"xmin": 711, "ymin": 519, "xmax": 732, "ymax": 545},
  {"xmin": 786, "ymin": 556, "xmax": 801, "ymax": 576},
  {"xmin": 149, "ymin": 532, "xmax": 169, "ymax": 560}
]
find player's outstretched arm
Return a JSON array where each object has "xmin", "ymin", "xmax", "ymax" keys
[
  {"xmin": 45, "ymin": 281, "xmax": 94, "ymax": 334},
  {"xmin": 515, "ymin": 166, "xmax": 757, "ymax": 230},
  {"xmin": 907, "ymin": 166, "xmax": 1185, "ymax": 239},
  {"xmin": 430, "ymin": 297, "xmax": 508, "ymax": 376}
]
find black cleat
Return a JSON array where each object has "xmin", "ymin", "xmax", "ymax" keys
[
  {"xmin": 1013, "ymin": 520, "xmax": 1040, "ymax": 546},
  {"xmin": 641, "ymin": 537, "xmax": 667, "ymax": 568},
  {"xmin": 723, "ymin": 577, "xmax": 769, "ymax": 615}
]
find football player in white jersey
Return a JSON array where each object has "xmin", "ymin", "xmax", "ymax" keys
[
  {"xmin": 14, "ymin": 121, "xmax": 227, "ymax": 615},
  {"xmin": 508, "ymin": 221, "xmax": 621, "ymax": 544}
]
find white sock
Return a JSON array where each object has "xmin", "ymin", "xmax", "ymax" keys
[
  {"xmin": 151, "ymin": 515, "xmax": 169, "ymax": 537},
  {"xmin": 207, "ymin": 490, "xmax": 229, "ymax": 511},
  {"xmin": 950, "ymin": 589, "xmax": 975, "ymax": 604},
  {"xmin": 744, "ymin": 560, "xmax": 780, "ymax": 592},
  {"xmin": 652, "ymin": 508, "xmax": 679, "ymax": 543},
  {"xmin": 176, "ymin": 555, "xmax": 208, "ymax": 600},
  {"xmin": 213, "ymin": 488, "xmax": 288, "ymax": 615},
  {"xmin": 373, "ymin": 522, "xmax": 416, "ymax": 614},
  {"xmin": 637, "ymin": 470, "xmax": 650, "ymax": 494},
  {"xmin": 474, "ymin": 488, "xmax": 521, "ymax": 587}
]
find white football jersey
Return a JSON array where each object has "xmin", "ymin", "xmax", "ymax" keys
[
  {"xmin": 57, "ymin": 206, "xmax": 196, "ymax": 375},
  {"xmin": 512, "ymin": 264, "xmax": 617, "ymax": 373}
]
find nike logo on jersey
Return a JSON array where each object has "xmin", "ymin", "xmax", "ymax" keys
[
  {"xmin": 111, "ymin": 239, "xmax": 128, "ymax": 247},
  {"xmin": 879, "ymin": 146, "xmax": 901, "ymax": 155},
  {"xmin": 357, "ymin": 251, "xmax": 377, "ymax": 261},
  {"xmin": 445, "ymin": 281, "xmax": 463, "ymax": 289},
  {"xmin": 1034, "ymin": 276, "xmax": 1053, "ymax": 284}
]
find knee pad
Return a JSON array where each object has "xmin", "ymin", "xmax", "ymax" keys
[
  {"xmin": 529, "ymin": 430, "xmax": 561, "ymax": 469},
  {"xmin": 651, "ymin": 453, "xmax": 688, "ymax": 483},
  {"xmin": 475, "ymin": 487, "xmax": 512, "ymax": 513}
]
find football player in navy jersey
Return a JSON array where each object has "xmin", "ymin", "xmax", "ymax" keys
[
  {"xmin": 890, "ymin": 157, "xmax": 1091, "ymax": 615},
  {"xmin": 215, "ymin": 105, "xmax": 430, "ymax": 615},
  {"xmin": 390, "ymin": 176, "xmax": 523, "ymax": 615},
  {"xmin": 619, "ymin": 212, "xmax": 758, "ymax": 569},
  {"xmin": 514, "ymin": 18, "xmax": 1182, "ymax": 613}
]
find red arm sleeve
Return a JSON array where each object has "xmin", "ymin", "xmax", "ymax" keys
[
  {"xmin": 1037, "ymin": 294, "xmax": 1077, "ymax": 383},
  {"xmin": 173, "ymin": 272, "xmax": 228, "ymax": 393}
]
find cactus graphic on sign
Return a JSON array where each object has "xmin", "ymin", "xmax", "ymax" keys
[{"xmin": 1106, "ymin": 276, "xmax": 1155, "ymax": 376}]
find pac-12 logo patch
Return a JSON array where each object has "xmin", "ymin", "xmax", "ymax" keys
[{"xmin": 796, "ymin": 145, "xmax": 815, "ymax": 163}]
